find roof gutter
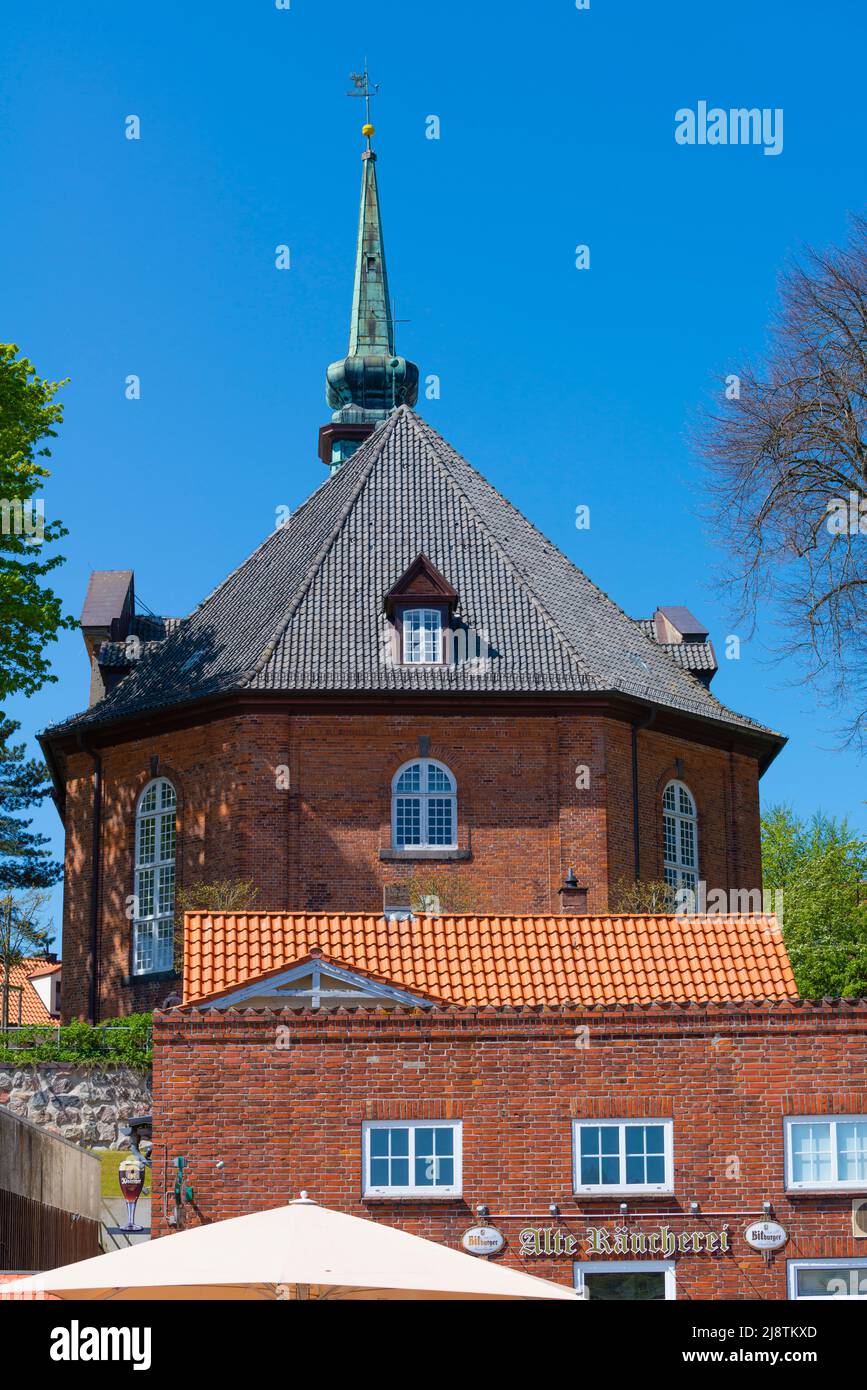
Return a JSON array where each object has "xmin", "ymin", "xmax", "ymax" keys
[
  {"xmin": 631, "ymin": 706, "xmax": 656, "ymax": 879},
  {"xmin": 77, "ymin": 733, "xmax": 102, "ymax": 1024},
  {"xmin": 37, "ymin": 731, "xmax": 67, "ymax": 825}
]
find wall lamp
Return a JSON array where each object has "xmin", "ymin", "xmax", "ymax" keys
[{"xmin": 475, "ymin": 1203, "xmax": 489, "ymax": 1219}]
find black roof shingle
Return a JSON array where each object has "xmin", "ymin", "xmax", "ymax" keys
[{"xmin": 45, "ymin": 408, "xmax": 781, "ymax": 745}]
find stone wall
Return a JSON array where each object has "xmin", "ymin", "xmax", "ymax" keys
[{"xmin": 0, "ymin": 1065, "xmax": 151, "ymax": 1148}]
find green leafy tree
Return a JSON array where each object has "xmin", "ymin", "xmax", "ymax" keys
[
  {"xmin": 0, "ymin": 714, "xmax": 62, "ymax": 888},
  {"xmin": 0, "ymin": 343, "xmax": 74, "ymax": 701},
  {"xmin": 0, "ymin": 886, "xmax": 52, "ymax": 1029},
  {"xmin": 762, "ymin": 805, "xmax": 867, "ymax": 997}
]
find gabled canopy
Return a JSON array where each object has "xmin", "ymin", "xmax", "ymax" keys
[{"xmin": 384, "ymin": 553, "xmax": 458, "ymax": 615}]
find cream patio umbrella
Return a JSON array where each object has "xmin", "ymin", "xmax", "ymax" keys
[{"xmin": 2, "ymin": 1196, "xmax": 581, "ymax": 1301}]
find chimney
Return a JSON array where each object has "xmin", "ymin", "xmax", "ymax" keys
[
  {"xmin": 558, "ymin": 868, "xmax": 589, "ymax": 914},
  {"xmin": 80, "ymin": 570, "xmax": 134, "ymax": 705},
  {"xmin": 653, "ymin": 606, "xmax": 709, "ymax": 645}
]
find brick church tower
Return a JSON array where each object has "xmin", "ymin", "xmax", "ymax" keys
[{"xmin": 40, "ymin": 113, "xmax": 784, "ymax": 1023}]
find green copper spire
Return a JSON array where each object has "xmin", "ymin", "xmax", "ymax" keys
[
  {"xmin": 320, "ymin": 72, "xmax": 419, "ymax": 473},
  {"xmin": 348, "ymin": 152, "xmax": 393, "ymax": 357}
]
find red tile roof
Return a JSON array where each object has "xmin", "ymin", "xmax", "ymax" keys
[
  {"xmin": 0, "ymin": 958, "xmax": 59, "ymax": 1025},
  {"xmin": 183, "ymin": 913, "xmax": 797, "ymax": 1009}
]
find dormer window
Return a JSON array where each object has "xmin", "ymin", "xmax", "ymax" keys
[
  {"xmin": 403, "ymin": 607, "xmax": 442, "ymax": 664},
  {"xmin": 384, "ymin": 554, "xmax": 459, "ymax": 669}
]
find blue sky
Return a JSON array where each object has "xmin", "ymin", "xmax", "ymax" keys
[{"xmin": 2, "ymin": 0, "xmax": 864, "ymax": 945}]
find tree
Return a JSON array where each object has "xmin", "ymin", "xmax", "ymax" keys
[
  {"xmin": 0, "ymin": 887, "xmax": 52, "ymax": 1029},
  {"xmin": 0, "ymin": 343, "xmax": 74, "ymax": 701},
  {"xmin": 608, "ymin": 877, "xmax": 676, "ymax": 914},
  {"xmin": 174, "ymin": 878, "xmax": 260, "ymax": 973},
  {"xmin": 0, "ymin": 714, "xmax": 62, "ymax": 888},
  {"xmin": 694, "ymin": 216, "xmax": 867, "ymax": 749},
  {"xmin": 403, "ymin": 870, "xmax": 484, "ymax": 916},
  {"xmin": 762, "ymin": 804, "xmax": 867, "ymax": 997}
]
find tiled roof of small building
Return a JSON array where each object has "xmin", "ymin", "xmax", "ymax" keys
[
  {"xmin": 45, "ymin": 408, "xmax": 782, "ymax": 749},
  {"xmin": 0, "ymin": 959, "xmax": 59, "ymax": 1025},
  {"xmin": 182, "ymin": 911, "xmax": 798, "ymax": 1009}
]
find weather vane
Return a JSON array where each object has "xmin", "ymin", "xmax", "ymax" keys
[{"xmin": 348, "ymin": 64, "xmax": 379, "ymax": 148}]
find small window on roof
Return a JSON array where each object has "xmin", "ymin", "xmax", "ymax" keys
[{"xmin": 402, "ymin": 607, "xmax": 442, "ymax": 664}]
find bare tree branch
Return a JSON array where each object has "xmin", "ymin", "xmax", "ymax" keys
[{"xmin": 693, "ymin": 213, "xmax": 867, "ymax": 750}]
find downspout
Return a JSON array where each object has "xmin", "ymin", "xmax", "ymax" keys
[
  {"xmin": 631, "ymin": 707, "xmax": 656, "ymax": 880},
  {"xmin": 77, "ymin": 734, "xmax": 102, "ymax": 1023}
]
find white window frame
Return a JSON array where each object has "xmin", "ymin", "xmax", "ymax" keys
[
  {"xmin": 662, "ymin": 779, "xmax": 698, "ymax": 890},
  {"xmin": 133, "ymin": 777, "xmax": 177, "ymax": 977},
  {"xmin": 784, "ymin": 1114, "xmax": 867, "ymax": 1192},
  {"xmin": 362, "ymin": 1119, "xmax": 463, "ymax": 1198},
  {"xmin": 572, "ymin": 1118, "xmax": 674, "ymax": 1196},
  {"xmin": 402, "ymin": 606, "xmax": 443, "ymax": 665},
  {"xmin": 391, "ymin": 758, "xmax": 458, "ymax": 851},
  {"xmin": 574, "ymin": 1260, "xmax": 676, "ymax": 1301},
  {"xmin": 787, "ymin": 1258, "xmax": 867, "ymax": 1300}
]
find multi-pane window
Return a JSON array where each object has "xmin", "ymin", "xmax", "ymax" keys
[
  {"xmin": 402, "ymin": 607, "xmax": 442, "ymax": 664},
  {"xmin": 788, "ymin": 1259, "xmax": 867, "ymax": 1299},
  {"xmin": 363, "ymin": 1120, "xmax": 462, "ymax": 1197},
  {"xmin": 574, "ymin": 1261, "xmax": 676, "ymax": 1301},
  {"xmin": 662, "ymin": 780, "xmax": 697, "ymax": 891},
  {"xmin": 785, "ymin": 1116, "xmax": 867, "ymax": 1191},
  {"xmin": 573, "ymin": 1119, "xmax": 673, "ymax": 1194},
  {"xmin": 392, "ymin": 759, "xmax": 457, "ymax": 850},
  {"xmin": 133, "ymin": 778, "xmax": 176, "ymax": 975}
]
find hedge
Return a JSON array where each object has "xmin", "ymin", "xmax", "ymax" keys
[{"xmin": 0, "ymin": 1013, "xmax": 152, "ymax": 1068}]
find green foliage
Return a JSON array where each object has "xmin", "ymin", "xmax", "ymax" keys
[
  {"xmin": 762, "ymin": 805, "xmax": 867, "ymax": 998},
  {"xmin": 0, "ymin": 715, "xmax": 61, "ymax": 887},
  {"xmin": 403, "ymin": 870, "xmax": 483, "ymax": 916},
  {"xmin": 0, "ymin": 1012, "xmax": 152, "ymax": 1067},
  {"xmin": 0, "ymin": 343, "xmax": 75, "ymax": 701}
]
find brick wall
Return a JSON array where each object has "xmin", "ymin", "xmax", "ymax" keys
[
  {"xmin": 150, "ymin": 1003, "xmax": 867, "ymax": 1299},
  {"xmin": 59, "ymin": 710, "xmax": 764, "ymax": 1021}
]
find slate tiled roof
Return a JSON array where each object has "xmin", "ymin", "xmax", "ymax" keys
[
  {"xmin": 0, "ymin": 959, "xmax": 59, "ymax": 1025},
  {"xmin": 46, "ymin": 408, "xmax": 780, "ymax": 743},
  {"xmin": 182, "ymin": 912, "xmax": 798, "ymax": 1008},
  {"xmin": 635, "ymin": 621, "xmax": 718, "ymax": 675}
]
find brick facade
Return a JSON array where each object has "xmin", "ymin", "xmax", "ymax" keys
[
  {"xmin": 150, "ymin": 1003, "xmax": 867, "ymax": 1299},
  {"xmin": 57, "ymin": 705, "xmax": 764, "ymax": 1022}
]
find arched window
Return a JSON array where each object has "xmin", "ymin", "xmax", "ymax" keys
[
  {"xmin": 133, "ymin": 778, "xmax": 176, "ymax": 975},
  {"xmin": 392, "ymin": 759, "xmax": 457, "ymax": 850},
  {"xmin": 662, "ymin": 780, "xmax": 697, "ymax": 891}
]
